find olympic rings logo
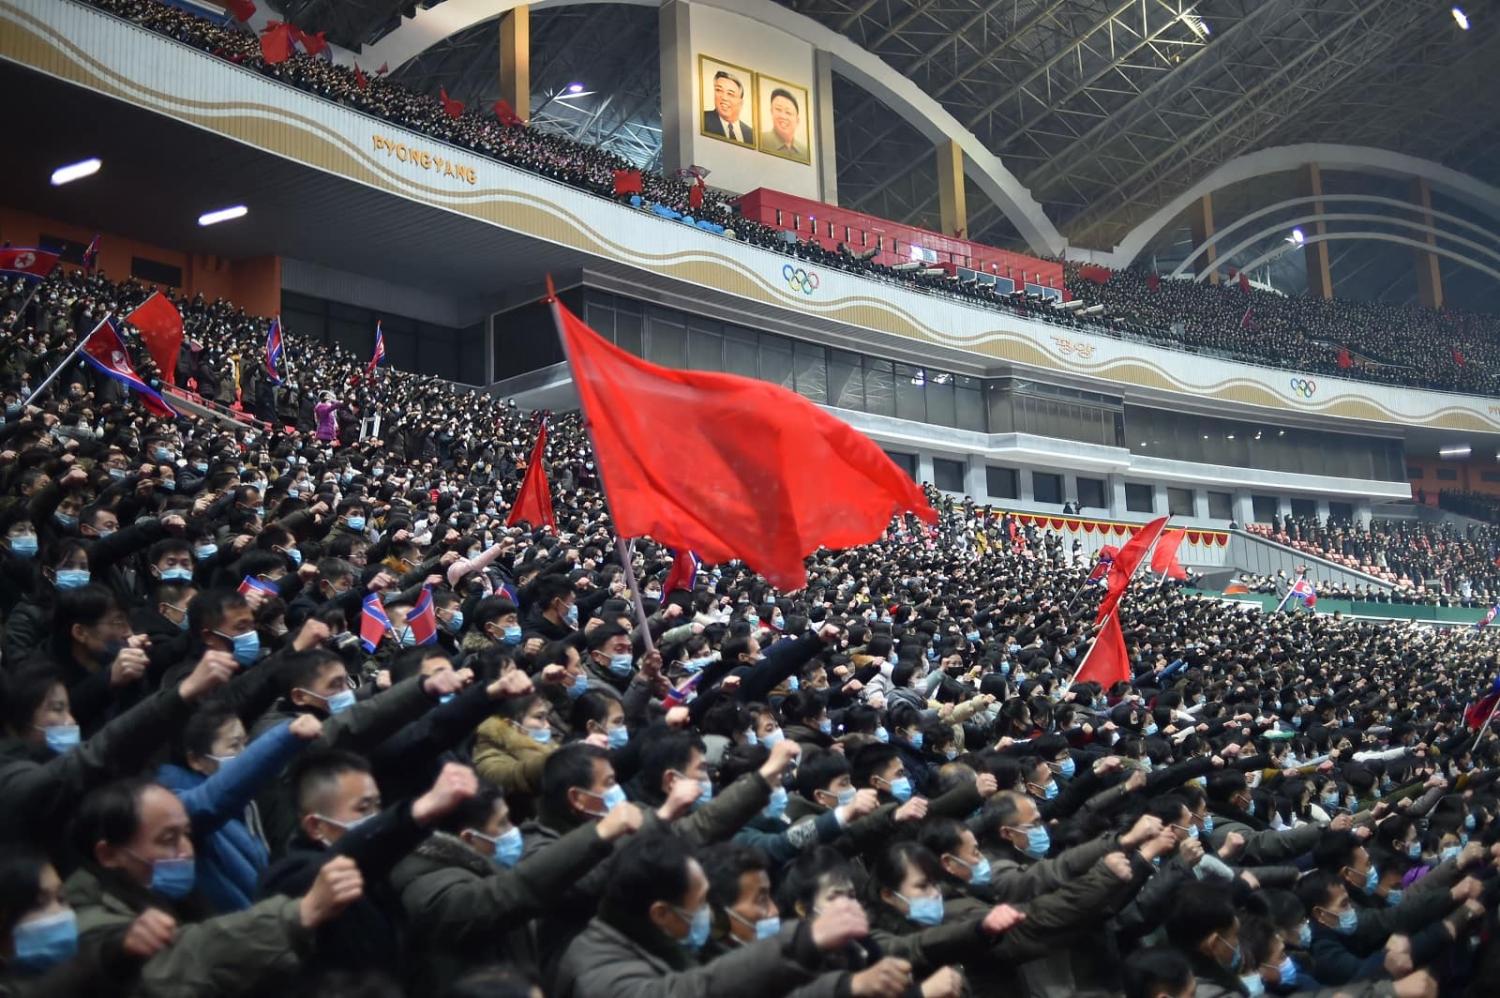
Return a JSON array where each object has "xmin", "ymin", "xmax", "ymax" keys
[
  {"xmin": 782, "ymin": 263, "xmax": 820, "ymax": 296},
  {"xmin": 1289, "ymin": 377, "xmax": 1317, "ymax": 398}
]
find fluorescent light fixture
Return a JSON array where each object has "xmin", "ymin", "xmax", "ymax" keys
[
  {"xmin": 51, "ymin": 158, "xmax": 101, "ymax": 186},
  {"xmin": 1288, "ymin": 228, "xmax": 1305, "ymax": 245},
  {"xmin": 198, "ymin": 205, "xmax": 248, "ymax": 226},
  {"xmin": 1440, "ymin": 444, "xmax": 1472, "ymax": 459},
  {"xmin": 1453, "ymin": 7, "xmax": 1469, "ymax": 30},
  {"xmin": 566, "ymin": 82, "xmax": 585, "ymax": 93}
]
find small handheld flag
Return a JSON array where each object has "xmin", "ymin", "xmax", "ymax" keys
[
  {"xmin": 265, "ymin": 317, "xmax": 285, "ymax": 384},
  {"xmin": 406, "ymin": 587, "xmax": 439, "ymax": 646},
  {"xmin": 238, "ymin": 575, "xmax": 280, "ymax": 597},
  {"xmin": 360, "ymin": 593, "xmax": 392, "ymax": 653},
  {"xmin": 0, "ymin": 247, "xmax": 60, "ymax": 279},
  {"xmin": 1478, "ymin": 604, "xmax": 1500, "ymax": 630},
  {"xmin": 81, "ymin": 235, "xmax": 101, "ymax": 271},
  {"xmin": 662, "ymin": 549, "xmax": 702, "ymax": 595},
  {"xmin": 1085, "ymin": 545, "xmax": 1118, "ymax": 586},
  {"xmin": 1274, "ymin": 575, "xmax": 1317, "ymax": 613},
  {"xmin": 366, "ymin": 321, "xmax": 386, "ymax": 378},
  {"xmin": 1463, "ymin": 677, "xmax": 1500, "ymax": 731}
]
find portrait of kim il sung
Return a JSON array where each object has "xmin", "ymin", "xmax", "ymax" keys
[
  {"xmin": 699, "ymin": 57, "xmax": 755, "ymax": 147},
  {"xmin": 756, "ymin": 75, "xmax": 812, "ymax": 165}
]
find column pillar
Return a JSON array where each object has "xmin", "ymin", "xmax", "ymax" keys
[
  {"xmin": 916, "ymin": 453, "xmax": 935, "ymax": 487},
  {"xmin": 814, "ymin": 49, "xmax": 838, "ymax": 205},
  {"xmin": 1302, "ymin": 163, "xmax": 1333, "ymax": 299},
  {"xmin": 1108, "ymin": 474, "xmax": 1128, "ymax": 519},
  {"xmin": 1192, "ymin": 489, "xmax": 1210, "ymax": 522},
  {"xmin": 965, "ymin": 455, "xmax": 987, "ymax": 501},
  {"xmin": 1232, "ymin": 489, "xmax": 1254, "ymax": 526},
  {"xmin": 1189, "ymin": 194, "xmax": 1219, "ymax": 284},
  {"xmin": 1410, "ymin": 177, "xmax": 1444, "ymax": 310},
  {"xmin": 658, "ymin": 1, "xmax": 692, "ymax": 176},
  {"xmin": 1315, "ymin": 499, "xmax": 1331, "ymax": 523},
  {"xmin": 1019, "ymin": 468, "xmax": 1035, "ymax": 505},
  {"xmin": 498, "ymin": 7, "xmax": 530, "ymax": 121},
  {"xmin": 1354, "ymin": 498, "xmax": 1372, "ymax": 528},
  {"xmin": 1276, "ymin": 496, "xmax": 1293, "ymax": 520},
  {"xmin": 936, "ymin": 139, "xmax": 967, "ymax": 239},
  {"xmin": 1151, "ymin": 484, "xmax": 1168, "ymax": 517}
]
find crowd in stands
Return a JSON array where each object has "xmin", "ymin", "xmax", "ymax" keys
[
  {"xmin": 1243, "ymin": 516, "xmax": 1500, "ymax": 604},
  {"xmin": 0, "ymin": 254, "xmax": 1498, "ymax": 998},
  {"xmin": 79, "ymin": 0, "xmax": 1500, "ymax": 400},
  {"xmin": 1439, "ymin": 491, "xmax": 1500, "ymax": 526},
  {"xmin": 1062, "ymin": 266, "xmax": 1500, "ymax": 397}
]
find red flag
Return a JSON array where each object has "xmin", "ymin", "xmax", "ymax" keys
[
  {"xmin": 295, "ymin": 28, "xmax": 328, "ymax": 57},
  {"xmin": 1075, "ymin": 611, "xmax": 1130, "ymax": 688},
  {"xmin": 359, "ymin": 594, "xmax": 391, "ymax": 653},
  {"xmin": 1150, "ymin": 528, "xmax": 1188, "ymax": 580},
  {"xmin": 507, "ymin": 419, "xmax": 556, "ymax": 530},
  {"xmin": 493, "ymin": 99, "xmax": 524, "ymax": 127},
  {"xmin": 1464, "ymin": 679, "xmax": 1500, "ymax": 729},
  {"xmin": 0, "ymin": 247, "xmax": 60, "ymax": 279},
  {"xmin": 613, "ymin": 169, "xmax": 644, "ymax": 197},
  {"xmin": 406, "ymin": 587, "xmax": 439, "ymax": 646},
  {"xmin": 1239, "ymin": 306, "xmax": 1254, "ymax": 330},
  {"xmin": 1078, "ymin": 263, "xmax": 1112, "ymax": 285},
  {"xmin": 1146, "ymin": 273, "xmax": 1160, "ymax": 292},
  {"xmin": 1337, "ymin": 346, "xmax": 1352, "ymax": 370},
  {"xmin": 1238, "ymin": 271, "xmax": 1251, "ymax": 293},
  {"xmin": 224, "ymin": 0, "xmax": 255, "ymax": 21},
  {"xmin": 1095, "ymin": 516, "xmax": 1168, "ymax": 624},
  {"xmin": 662, "ymin": 549, "xmax": 702, "ymax": 595},
  {"xmin": 353, "ymin": 63, "xmax": 369, "ymax": 91},
  {"xmin": 260, "ymin": 21, "xmax": 295, "ymax": 64},
  {"xmin": 439, "ymin": 87, "xmax": 465, "ymax": 118},
  {"xmin": 79, "ymin": 317, "xmax": 176, "ymax": 419},
  {"xmin": 376, "ymin": 62, "xmax": 390, "ymax": 76},
  {"xmin": 553, "ymin": 296, "xmax": 935, "ymax": 590},
  {"xmin": 1453, "ymin": 348, "xmax": 1466, "ymax": 367},
  {"xmin": 125, "ymin": 292, "xmax": 183, "ymax": 385},
  {"xmin": 689, "ymin": 178, "xmax": 705, "ymax": 211}
]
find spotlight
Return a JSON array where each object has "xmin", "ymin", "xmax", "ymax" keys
[
  {"xmin": 566, "ymin": 82, "xmax": 585, "ymax": 94},
  {"xmin": 1288, "ymin": 228, "xmax": 1305, "ymax": 245},
  {"xmin": 1440, "ymin": 444, "xmax": 1472, "ymax": 459},
  {"xmin": 198, "ymin": 205, "xmax": 248, "ymax": 226},
  {"xmin": 1453, "ymin": 7, "xmax": 1470, "ymax": 31},
  {"xmin": 51, "ymin": 158, "xmax": 101, "ymax": 186}
]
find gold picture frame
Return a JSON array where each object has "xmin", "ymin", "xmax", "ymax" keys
[
  {"xmin": 754, "ymin": 73, "xmax": 812, "ymax": 165},
  {"xmin": 698, "ymin": 55, "xmax": 756, "ymax": 149}
]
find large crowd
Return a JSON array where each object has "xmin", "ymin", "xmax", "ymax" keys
[
  {"xmin": 0, "ymin": 255, "xmax": 1497, "ymax": 998},
  {"xmin": 79, "ymin": 0, "xmax": 1500, "ymax": 399}
]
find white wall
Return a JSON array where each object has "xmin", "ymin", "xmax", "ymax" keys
[{"xmin": 660, "ymin": 0, "xmax": 824, "ymax": 200}]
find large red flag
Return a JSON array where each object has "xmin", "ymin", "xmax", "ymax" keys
[
  {"xmin": 1074, "ymin": 612, "xmax": 1130, "ymax": 688},
  {"xmin": 260, "ymin": 21, "xmax": 296, "ymax": 64},
  {"xmin": 493, "ymin": 99, "xmax": 524, "ymax": 127},
  {"xmin": 1150, "ymin": 528, "xmax": 1188, "ymax": 580},
  {"xmin": 353, "ymin": 63, "xmax": 369, "ymax": 91},
  {"xmin": 439, "ymin": 87, "xmax": 465, "ymax": 118},
  {"xmin": 554, "ymin": 297, "xmax": 935, "ymax": 590},
  {"xmin": 507, "ymin": 419, "xmax": 556, "ymax": 530},
  {"xmin": 224, "ymin": 0, "xmax": 256, "ymax": 22},
  {"xmin": 1095, "ymin": 516, "xmax": 1168, "ymax": 623},
  {"xmin": 124, "ymin": 292, "xmax": 183, "ymax": 385},
  {"xmin": 1337, "ymin": 346, "xmax": 1352, "ymax": 369}
]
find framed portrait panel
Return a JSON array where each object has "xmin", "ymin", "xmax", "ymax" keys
[
  {"xmin": 698, "ymin": 55, "xmax": 757, "ymax": 148},
  {"xmin": 754, "ymin": 74, "xmax": 812, "ymax": 165}
]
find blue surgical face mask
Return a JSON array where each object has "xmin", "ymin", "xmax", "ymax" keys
[
  {"xmin": 1018, "ymin": 824, "xmax": 1051, "ymax": 859},
  {"xmin": 1143, "ymin": 722, "xmax": 1158, "ymax": 736},
  {"xmin": 1465, "ymin": 813, "xmax": 1477, "ymax": 830},
  {"xmin": 818, "ymin": 718, "xmax": 833, "ymax": 735},
  {"xmin": 1040, "ymin": 779, "xmax": 1059, "ymax": 800},
  {"xmin": 835, "ymin": 787, "xmax": 857, "ymax": 807},
  {"xmin": 564, "ymin": 604, "xmax": 579, "ymax": 627},
  {"xmin": 874, "ymin": 726, "xmax": 890, "ymax": 744},
  {"xmin": 38, "ymin": 724, "xmax": 80, "ymax": 755},
  {"xmin": 11, "ymin": 909, "xmax": 79, "ymax": 972},
  {"xmin": 528, "ymin": 725, "xmax": 553, "ymax": 744},
  {"xmin": 9, "ymin": 534, "xmax": 37, "ymax": 559},
  {"xmin": 762, "ymin": 727, "xmax": 784, "ymax": 748},
  {"xmin": 54, "ymin": 568, "xmax": 90, "ymax": 590},
  {"xmin": 218, "ymin": 629, "xmax": 261, "ymax": 666},
  {"xmin": 446, "ymin": 610, "xmax": 465, "ymax": 634},
  {"xmin": 345, "ymin": 516, "xmax": 366, "ymax": 532},
  {"xmin": 785, "ymin": 675, "xmax": 799, "ymax": 692},
  {"xmin": 567, "ymin": 673, "xmax": 589, "ymax": 699},
  {"xmin": 1385, "ymin": 888, "xmax": 1403, "ymax": 907},
  {"xmin": 1361, "ymin": 865, "xmax": 1379, "ymax": 894},
  {"xmin": 675, "ymin": 904, "xmax": 711, "ymax": 950},
  {"xmin": 909, "ymin": 730, "xmax": 924, "ymax": 749},
  {"xmin": 1297, "ymin": 921, "xmax": 1312, "ymax": 948},
  {"xmin": 1274, "ymin": 955, "xmax": 1297, "ymax": 987},
  {"xmin": 1202, "ymin": 814, "xmax": 1214, "ymax": 835},
  {"xmin": 1441, "ymin": 844, "xmax": 1461, "ymax": 863},
  {"xmin": 886, "ymin": 776, "xmax": 913, "ymax": 802},
  {"xmin": 195, "ymin": 543, "xmax": 218, "ymax": 560},
  {"xmin": 322, "ymin": 689, "xmax": 356, "ymax": 715},
  {"xmin": 1056, "ymin": 757, "xmax": 1076, "ymax": 779},
  {"xmin": 147, "ymin": 856, "xmax": 196, "ymax": 899},
  {"xmin": 1334, "ymin": 908, "xmax": 1358, "ymax": 934},
  {"xmin": 963, "ymin": 855, "xmax": 992, "ymax": 886},
  {"xmin": 284, "ymin": 547, "xmax": 303, "ymax": 567},
  {"xmin": 1406, "ymin": 841, "xmax": 1421, "ymax": 860},
  {"xmin": 752, "ymin": 915, "xmax": 781, "ymax": 940},
  {"xmin": 595, "ymin": 783, "xmax": 628, "ymax": 814},
  {"xmin": 764, "ymin": 786, "xmax": 789, "ymax": 820},
  {"xmin": 695, "ymin": 780, "xmax": 714, "ymax": 808},
  {"xmin": 1323, "ymin": 792, "xmax": 1341, "ymax": 809},
  {"xmin": 53, "ymin": 512, "xmax": 77, "ymax": 530},
  {"xmin": 399, "ymin": 627, "xmax": 418, "ymax": 649},
  {"xmin": 966, "ymin": 631, "xmax": 980, "ymax": 642},
  {"xmin": 501, "ymin": 624, "xmax": 521, "ymax": 644},
  {"xmin": 160, "ymin": 567, "xmax": 193, "ymax": 583},
  {"xmin": 1240, "ymin": 973, "xmax": 1264, "ymax": 997},
  {"xmin": 607, "ymin": 653, "xmax": 633, "ymax": 678},
  {"xmin": 900, "ymin": 892, "xmax": 945, "ymax": 926},
  {"xmin": 487, "ymin": 826, "xmax": 525, "ymax": 868},
  {"xmin": 607, "ymin": 723, "xmax": 629, "ymax": 750}
]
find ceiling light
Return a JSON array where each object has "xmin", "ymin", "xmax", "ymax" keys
[
  {"xmin": 198, "ymin": 205, "xmax": 248, "ymax": 226},
  {"xmin": 51, "ymin": 158, "xmax": 101, "ymax": 186},
  {"xmin": 1440, "ymin": 444, "xmax": 1472, "ymax": 459},
  {"xmin": 1453, "ymin": 7, "xmax": 1470, "ymax": 31},
  {"xmin": 566, "ymin": 82, "xmax": 585, "ymax": 93},
  {"xmin": 1288, "ymin": 228, "xmax": 1305, "ymax": 245}
]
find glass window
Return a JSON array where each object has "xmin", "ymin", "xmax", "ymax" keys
[
  {"xmin": 829, "ymin": 350, "xmax": 863, "ymax": 411},
  {"xmin": 955, "ymin": 376, "xmax": 984, "ymax": 432},
  {"xmin": 986, "ymin": 466, "xmax": 1018, "ymax": 499},
  {"xmin": 686, "ymin": 322, "xmax": 722, "ymax": 371},
  {"xmin": 1167, "ymin": 487, "xmax": 1195, "ymax": 517},
  {"xmin": 646, "ymin": 309, "xmax": 686, "ymax": 367},
  {"xmin": 760, "ymin": 335, "xmax": 794, "ymax": 389},
  {"xmin": 885, "ymin": 451, "xmax": 918, "ymax": 480},
  {"xmin": 1481, "ymin": 472, "xmax": 1500, "ymax": 484},
  {"xmin": 1077, "ymin": 477, "xmax": 1106, "ymax": 509},
  {"xmin": 1125, "ymin": 483, "xmax": 1155, "ymax": 514},
  {"xmin": 615, "ymin": 304, "xmax": 644, "ymax": 357},
  {"xmin": 723, "ymin": 327, "xmax": 758, "ymax": 377},
  {"xmin": 793, "ymin": 341, "xmax": 827, "ymax": 403},
  {"xmin": 926, "ymin": 373, "xmax": 956, "ymax": 428},
  {"xmin": 864, "ymin": 358, "xmax": 895, "ymax": 416},
  {"xmin": 1328, "ymin": 501, "xmax": 1354, "ymax": 521},
  {"xmin": 1290, "ymin": 498, "xmax": 1317, "ymax": 518},
  {"xmin": 1407, "ymin": 466, "xmax": 1424, "ymax": 479},
  {"xmin": 895, "ymin": 364, "xmax": 926, "ymax": 422},
  {"xmin": 1033, "ymin": 472, "xmax": 1063, "ymax": 505},
  {"xmin": 933, "ymin": 458, "xmax": 965, "ymax": 493},
  {"xmin": 1252, "ymin": 495, "xmax": 1280, "ymax": 523},
  {"xmin": 1207, "ymin": 491, "xmax": 1233, "ymax": 519},
  {"xmin": 1436, "ymin": 468, "xmax": 1459, "ymax": 481}
]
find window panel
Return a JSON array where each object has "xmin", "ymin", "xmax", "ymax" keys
[
  {"xmin": 1033, "ymin": 472, "xmax": 1063, "ymax": 505},
  {"xmin": 895, "ymin": 364, "xmax": 926, "ymax": 422},
  {"xmin": 864, "ymin": 359, "xmax": 895, "ymax": 416},
  {"xmin": 1125, "ymin": 483, "xmax": 1155, "ymax": 514},
  {"xmin": 1207, "ymin": 491, "xmax": 1234, "ymax": 519},
  {"xmin": 645, "ymin": 309, "xmax": 686, "ymax": 367},
  {"xmin": 933, "ymin": 458, "xmax": 965, "ymax": 493},
  {"xmin": 829, "ymin": 350, "xmax": 863, "ymax": 410},
  {"xmin": 760, "ymin": 335, "xmax": 794, "ymax": 389},
  {"xmin": 986, "ymin": 466, "xmax": 1018, "ymax": 499},
  {"xmin": 1167, "ymin": 487, "xmax": 1195, "ymax": 517},
  {"xmin": 793, "ymin": 341, "xmax": 827, "ymax": 402},
  {"xmin": 723, "ymin": 327, "xmax": 758, "ymax": 377},
  {"xmin": 1076, "ymin": 477, "xmax": 1106, "ymax": 509},
  {"xmin": 686, "ymin": 325, "xmax": 722, "ymax": 371}
]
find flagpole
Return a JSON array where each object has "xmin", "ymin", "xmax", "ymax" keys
[
  {"xmin": 4, "ymin": 281, "xmax": 47, "ymax": 336},
  {"xmin": 1064, "ymin": 604, "xmax": 1117, "ymax": 689},
  {"xmin": 1272, "ymin": 569, "xmax": 1304, "ymax": 614},
  {"xmin": 1475, "ymin": 692, "xmax": 1500, "ymax": 746},
  {"xmin": 1062, "ymin": 521, "xmax": 1168, "ymax": 692},
  {"xmin": 22, "ymin": 314, "xmax": 108, "ymax": 408},
  {"xmin": 615, "ymin": 537, "xmax": 658, "ymax": 657}
]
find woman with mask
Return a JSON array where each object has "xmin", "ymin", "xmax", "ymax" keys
[
  {"xmin": 3, "ymin": 539, "xmax": 91, "ymax": 668},
  {"xmin": 474, "ymin": 693, "xmax": 558, "ymax": 820}
]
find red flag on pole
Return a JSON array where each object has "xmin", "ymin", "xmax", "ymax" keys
[
  {"xmin": 124, "ymin": 292, "xmax": 183, "ymax": 385},
  {"xmin": 1150, "ymin": 528, "xmax": 1188, "ymax": 580},
  {"xmin": 689, "ymin": 177, "xmax": 705, "ymax": 211},
  {"xmin": 1239, "ymin": 306, "xmax": 1254, "ymax": 330},
  {"xmin": 662, "ymin": 550, "xmax": 702, "ymax": 595},
  {"xmin": 1096, "ymin": 516, "xmax": 1169, "ymax": 624},
  {"xmin": 353, "ymin": 63, "xmax": 369, "ymax": 91},
  {"xmin": 1146, "ymin": 273, "xmax": 1160, "ymax": 292},
  {"xmin": 1075, "ymin": 611, "xmax": 1131, "ymax": 688},
  {"xmin": 613, "ymin": 169, "xmax": 644, "ymax": 197},
  {"xmin": 1337, "ymin": 346, "xmax": 1352, "ymax": 369},
  {"xmin": 439, "ymin": 87, "xmax": 465, "ymax": 118},
  {"xmin": 259, "ymin": 21, "xmax": 296, "ymax": 64},
  {"xmin": 294, "ymin": 28, "xmax": 328, "ymax": 57},
  {"xmin": 224, "ymin": 0, "xmax": 256, "ymax": 21},
  {"xmin": 1238, "ymin": 271, "xmax": 1251, "ymax": 293},
  {"xmin": 493, "ymin": 99, "xmax": 524, "ymax": 127},
  {"xmin": 507, "ymin": 419, "xmax": 556, "ymax": 530},
  {"xmin": 553, "ymin": 293, "xmax": 935, "ymax": 590},
  {"xmin": 1453, "ymin": 348, "xmax": 1466, "ymax": 367},
  {"xmin": 376, "ymin": 62, "xmax": 390, "ymax": 76}
]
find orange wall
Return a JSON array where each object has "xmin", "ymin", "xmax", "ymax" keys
[
  {"xmin": 0, "ymin": 206, "xmax": 281, "ymax": 317},
  {"xmin": 1405, "ymin": 455, "xmax": 1500, "ymax": 501}
]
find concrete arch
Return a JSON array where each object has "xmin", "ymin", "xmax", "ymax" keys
[
  {"xmin": 1234, "ymin": 230, "xmax": 1500, "ymax": 289},
  {"xmin": 328, "ymin": 0, "xmax": 1066, "ymax": 255},
  {"xmin": 1085, "ymin": 143, "xmax": 1500, "ymax": 270}
]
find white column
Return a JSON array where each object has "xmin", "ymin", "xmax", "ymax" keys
[
  {"xmin": 1354, "ymin": 498, "xmax": 1372, "ymax": 528},
  {"xmin": 1233, "ymin": 489, "xmax": 1254, "ymax": 525},
  {"xmin": 1152, "ymin": 483, "xmax": 1168, "ymax": 517},
  {"xmin": 917, "ymin": 453, "xmax": 935, "ymax": 487},
  {"xmin": 1193, "ymin": 489, "xmax": 1210, "ymax": 521},
  {"xmin": 1108, "ymin": 474, "xmax": 1128, "ymax": 519},
  {"xmin": 813, "ymin": 49, "xmax": 838, "ymax": 204},
  {"xmin": 1315, "ymin": 499, "xmax": 1331, "ymax": 523},
  {"xmin": 1019, "ymin": 467, "xmax": 1035, "ymax": 504},
  {"xmin": 657, "ymin": 1, "xmax": 693, "ymax": 178},
  {"xmin": 965, "ymin": 455, "xmax": 987, "ymax": 500},
  {"xmin": 1276, "ymin": 496, "xmax": 1293, "ymax": 520}
]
